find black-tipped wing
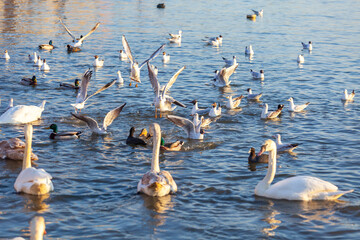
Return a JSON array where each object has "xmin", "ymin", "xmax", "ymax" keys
[
  {"xmin": 79, "ymin": 22, "xmax": 100, "ymax": 41},
  {"xmin": 139, "ymin": 44, "xmax": 165, "ymax": 69},
  {"xmin": 103, "ymin": 103, "xmax": 126, "ymax": 130},
  {"xmin": 71, "ymin": 112, "xmax": 100, "ymax": 131},
  {"xmin": 122, "ymin": 35, "xmax": 134, "ymax": 64},
  {"xmin": 59, "ymin": 18, "xmax": 76, "ymax": 41},
  {"xmin": 86, "ymin": 79, "xmax": 116, "ymax": 101},
  {"xmin": 167, "ymin": 115, "xmax": 195, "ymax": 136}
]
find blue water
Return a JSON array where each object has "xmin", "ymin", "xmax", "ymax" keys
[{"xmin": 1, "ymin": 0, "xmax": 360, "ymax": 239}]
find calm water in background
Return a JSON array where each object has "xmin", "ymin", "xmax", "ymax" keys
[{"xmin": 1, "ymin": 0, "xmax": 360, "ymax": 239}]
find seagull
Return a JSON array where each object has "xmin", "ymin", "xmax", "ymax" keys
[
  {"xmin": 71, "ymin": 103, "xmax": 126, "ymax": 135},
  {"xmin": 93, "ymin": 55, "xmax": 104, "ymax": 67},
  {"xmin": 250, "ymin": 69, "xmax": 264, "ymax": 80},
  {"xmin": 213, "ymin": 63, "xmax": 239, "ymax": 87},
  {"xmin": 245, "ymin": 45, "xmax": 254, "ymax": 55},
  {"xmin": 168, "ymin": 30, "xmax": 182, "ymax": 43},
  {"xmin": 148, "ymin": 63, "xmax": 187, "ymax": 117},
  {"xmin": 40, "ymin": 59, "xmax": 50, "ymax": 71},
  {"xmin": 209, "ymin": 103, "xmax": 222, "ymax": 117},
  {"xmin": 28, "ymin": 52, "xmax": 38, "ymax": 63},
  {"xmin": 301, "ymin": 41, "xmax": 313, "ymax": 51},
  {"xmin": 297, "ymin": 54, "xmax": 305, "ymax": 63},
  {"xmin": 341, "ymin": 89, "xmax": 355, "ymax": 101},
  {"xmin": 203, "ymin": 37, "xmax": 221, "ymax": 47},
  {"xmin": 222, "ymin": 56, "xmax": 236, "ymax": 67},
  {"xmin": 119, "ymin": 50, "xmax": 128, "ymax": 60},
  {"xmin": 246, "ymin": 88, "xmax": 263, "ymax": 100},
  {"xmin": 70, "ymin": 69, "xmax": 116, "ymax": 113},
  {"xmin": 193, "ymin": 113, "xmax": 212, "ymax": 128},
  {"xmin": 226, "ymin": 95, "xmax": 245, "ymax": 109},
  {"xmin": 261, "ymin": 104, "xmax": 284, "ymax": 119},
  {"xmin": 2, "ymin": 50, "xmax": 10, "ymax": 59},
  {"xmin": 162, "ymin": 51, "xmax": 170, "ymax": 63},
  {"xmin": 117, "ymin": 70, "xmax": 124, "ymax": 84},
  {"xmin": 189, "ymin": 100, "xmax": 210, "ymax": 116},
  {"xmin": 36, "ymin": 56, "xmax": 43, "ymax": 67},
  {"xmin": 167, "ymin": 115, "xmax": 204, "ymax": 139},
  {"xmin": 59, "ymin": 18, "xmax": 100, "ymax": 47},
  {"xmin": 205, "ymin": 35, "xmax": 223, "ymax": 45},
  {"xmin": 273, "ymin": 134, "xmax": 300, "ymax": 152},
  {"xmin": 252, "ymin": 9, "xmax": 263, "ymax": 16},
  {"xmin": 287, "ymin": 97, "xmax": 310, "ymax": 112},
  {"xmin": 122, "ymin": 35, "xmax": 165, "ymax": 87}
]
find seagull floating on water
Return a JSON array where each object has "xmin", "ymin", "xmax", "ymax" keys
[
  {"xmin": 162, "ymin": 51, "xmax": 170, "ymax": 63},
  {"xmin": 261, "ymin": 104, "xmax": 284, "ymax": 119},
  {"xmin": 273, "ymin": 134, "xmax": 300, "ymax": 152},
  {"xmin": 301, "ymin": 41, "xmax": 313, "ymax": 51},
  {"xmin": 222, "ymin": 56, "xmax": 236, "ymax": 67},
  {"xmin": 168, "ymin": 30, "xmax": 182, "ymax": 43},
  {"xmin": 341, "ymin": 89, "xmax": 355, "ymax": 101},
  {"xmin": 251, "ymin": 9, "xmax": 263, "ymax": 16},
  {"xmin": 93, "ymin": 55, "xmax": 104, "ymax": 67},
  {"xmin": 226, "ymin": 95, "xmax": 245, "ymax": 109},
  {"xmin": 209, "ymin": 103, "xmax": 222, "ymax": 117},
  {"xmin": 246, "ymin": 88, "xmax": 263, "ymax": 100},
  {"xmin": 28, "ymin": 52, "xmax": 38, "ymax": 63},
  {"xmin": 250, "ymin": 69, "xmax": 264, "ymax": 80},
  {"xmin": 119, "ymin": 50, "xmax": 128, "ymax": 60},
  {"xmin": 287, "ymin": 97, "xmax": 310, "ymax": 112},
  {"xmin": 245, "ymin": 45, "xmax": 254, "ymax": 55},
  {"xmin": 297, "ymin": 54, "xmax": 305, "ymax": 63},
  {"xmin": 189, "ymin": 100, "xmax": 210, "ymax": 116},
  {"xmin": 2, "ymin": 50, "xmax": 10, "ymax": 59},
  {"xmin": 116, "ymin": 70, "xmax": 124, "ymax": 84}
]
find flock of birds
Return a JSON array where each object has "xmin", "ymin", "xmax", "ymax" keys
[{"xmin": 0, "ymin": 10, "xmax": 357, "ymax": 239}]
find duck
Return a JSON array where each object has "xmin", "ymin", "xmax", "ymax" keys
[
  {"xmin": 126, "ymin": 127, "xmax": 147, "ymax": 146},
  {"xmin": 297, "ymin": 54, "xmax": 305, "ymax": 63},
  {"xmin": 301, "ymin": 41, "xmax": 313, "ymax": 51},
  {"xmin": 193, "ymin": 113, "xmax": 212, "ymax": 128},
  {"xmin": 287, "ymin": 97, "xmax": 310, "ymax": 112},
  {"xmin": 28, "ymin": 52, "xmax": 38, "ymax": 63},
  {"xmin": 39, "ymin": 40, "xmax": 54, "ymax": 50},
  {"xmin": 162, "ymin": 51, "xmax": 170, "ymax": 63},
  {"xmin": 14, "ymin": 216, "xmax": 47, "ymax": 240},
  {"xmin": 341, "ymin": 89, "xmax": 355, "ymax": 101},
  {"xmin": 2, "ymin": 50, "xmax": 10, "ymax": 59},
  {"xmin": 255, "ymin": 139, "xmax": 353, "ymax": 201},
  {"xmin": 59, "ymin": 78, "xmax": 80, "ymax": 89},
  {"xmin": 14, "ymin": 124, "xmax": 54, "ymax": 195},
  {"xmin": 46, "ymin": 123, "xmax": 82, "ymax": 139},
  {"xmin": 226, "ymin": 95, "xmax": 245, "ymax": 109},
  {"xmin": 119, "ymin": 50, "xmax": 128, "ymax": 60},
  {"xmin": 250, "ymin": 69, "xmax": 264, "ymax": 80},
  {"xmin": 209, "ymin": 103, "xmax": 222, "ymax": 117},
  {"xmin": 137, "ymin": 123, "xmax": 177, "ymax": 197},
  {"xmin": 93, "ymin": 55, "xmax": 104, "ymax": 67},
  {"xmin": 157, "ymin": 3, "xmax": 165, "ymax": 8},
  {"xmin": 222, "ymin": 56, "xmax": 236, "ymax": 67},
  {"xmin": 0, "ymin": 137, "xmax": 38, "ymax": 161},
  {"xmin": 213, "ymin": 63, "xmax": 239, "ymax": 87},
  {"xmin": 273, "ymin": 134, "xmax": 300, "ymax": 152},
  {"xmin": 71, "ymin": 103, "xmax": 126, "ymax": 135},
  {"xmin": 246, "ymin": 88, "xmax": 263, "ymax": 101},
  {"xmin": 248, "ymin": 147, "xmax": 268, "ymax": 164},
  {"xmin": 71, "ymin": 69, "xmax": 116, "ymax": 113},
  {"xmin": 160, "ymin": 137, "xmax": 184, "ymax": 151},
  {"xmin": 189, "ymin": 100, "xmax": 210, "ymax": 116},
  {"xmin": 122, "ymin": 35, "xmax": 165, "ymax": 86},
  {"xmin": 245, "ymin": 45, "xmax": 254, "ymax": 55},
  {"xmin": 117, "ymin": 70, "xmax": 124, "ymax": 84},
  {"xmin": 252, "ymin": 9, "xmax": 263, "ymax": 16},
  {"xmin": 168, "ymin": 30, "xmax": 182, "ymax": 43},
  {"xmin": 67, "ymin": 44, "xmax": 81, "ymax": 52},
  {"xmin": 167, "ymin": 115, "xmax": 204, "ymax": 139},
  {"xmin": 59, "ymin": 18, "xmax": 100, "ymax": 47},
  {"xmin": 0, "ymin": 99, "xmax": 46, "ymax": 124},
  {"xmin": 20, "ymin": 76, "xmax": 37, "ymax": 86},
  {"xmin": 147, "ymin": 62, "xmax": 187, "ymax": 117},
  {"xmin": 40, "ymin": 59, "xmax": 50, "ymax": 71},
  {"xmin": 261, "ymin": 104, "xmax": 284, "ymax": 119}
]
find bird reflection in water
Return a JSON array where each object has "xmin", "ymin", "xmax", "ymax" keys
[
  {"xmin": 141, "ymin": 194, "xmax": 174, "ymax": 227},
  {"xmin": 20, "ymin": 193, "xmax": 50, "ymax": 212},
  {"xmin": 261, "ymin": 200, "xmax": 281, "ymax": 237}
]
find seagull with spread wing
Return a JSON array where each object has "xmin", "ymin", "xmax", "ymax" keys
[
  {"xmin": 71, "ymin": 103, "xmax": 126, "ymax": 135},
  {"xmin": 147, "ymin": 62, "xmax": 186, "ymax": 118},
  {"xmin": 167, "ymin": 115, "xmax": 204, "ymax": 140},
  {"xmin": 59, "ymin": 18, "xmax": 100, "ymax": 48},
  {"xmin": 70, "ymin": 69, "xmax": 116, "ymax": 113},
  {"xmin": 122, "ymin": 35, "xmax": 165, "ymax": 87},
  {"xmin": 213, "ymin": 63, "xmax": 239, "ymax": 87}
]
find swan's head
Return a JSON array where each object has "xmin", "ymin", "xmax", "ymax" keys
[
  {"xmin": 258, "ymin": 139, "xmax": 276, "ymax": 155},
  {"xmin": 30, "ymin": 216, "xmax": 46, "ymax": 239},
  {"xmin": 287, "ymin": 97, "xmax": 294, "ymax": 102}
]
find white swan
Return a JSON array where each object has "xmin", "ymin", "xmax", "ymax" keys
[
  {"xmin": 71, "ymin": 103, "xmax": 126, "ymax": 135},
  {"xmin": 14, "ymin": 124, "xmax": 54, "ymax": 195},
  {"xmin": 148, "ymin": 63, "xmax": 186, "ymax": 117},
  {"xmin": 137, "ymin": 123, "xmax": 177, "ymax": 197},
  {"xmin": 287, "ymin": 97, "xmax": 310, "ymax": 112},
  {"xmin": 255, "ymin": 139, "xmax": 353, "ymax": 201},
  {"xmin": 213, "ymin": 63, "xmax": 239, "ymax": 87},
  {"xmin": 341, "ymin": 89, "xmax": 355, "ymax": 101},
  {"xmin": 226, "ymin": 95, "xmax": 245, "ymax": 109},
  {"xmin": 0, "ymin": 99, "xmax": 46, "ymax": 124},
  {"xmin": 167, "ymin": 115, "xmax": 204, "ymax": 139},
  {"xmin": 13, "ymin": 216, "xmax": 47, "ymax": 240}
]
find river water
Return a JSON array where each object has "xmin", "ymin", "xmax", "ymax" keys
[{"xmin": 0, "ymin": 0, "xmax": 360, "ymax": 239}]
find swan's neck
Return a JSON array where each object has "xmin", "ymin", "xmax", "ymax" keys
[
  {"xmin": 260, "ymin": 147, "xmax": 277, "ymax": 187},
  {"xmin": 151, "ymin": 126, "xmax": 161, "ymax": 173},
  {"xmin": 23, "ymin": 124, "xmax": 33, "ymax": 170}
]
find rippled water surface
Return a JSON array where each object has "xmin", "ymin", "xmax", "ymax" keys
[{"xmin": 1, "ymin": 0, "xmax": 360, "ymax": 239}]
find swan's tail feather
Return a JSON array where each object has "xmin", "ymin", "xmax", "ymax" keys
[
  {"xmin": 39, "ymin": 100, "xmax": 46, "ymax": 110},
  {"xmin": 326, "ymin": 190, "xmax": 354, "ymax": 200}
]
